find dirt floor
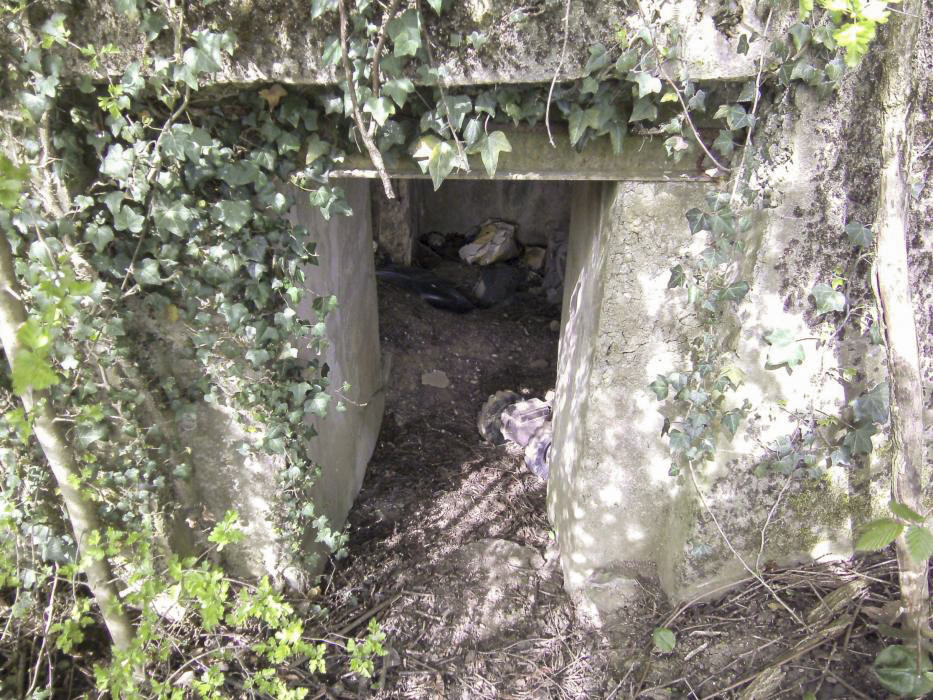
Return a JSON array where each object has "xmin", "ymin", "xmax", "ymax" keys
[{"xmin": 320, "ymin": 244, "xmax": 912, "ymax": 699}]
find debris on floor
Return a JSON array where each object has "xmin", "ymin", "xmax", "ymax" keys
[
  {"xmin": 458, "ymin": 218, "xmax": 520, "ymax": 265},
  {"xmin": 420, "ymin": 369, "xmax": 450, "ymax": 388},
  {"xmin": 478, "ymin": 390, "xmax": 554, "ymax": 479}
]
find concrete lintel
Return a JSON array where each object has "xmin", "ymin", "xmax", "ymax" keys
[{"xmin": 332, "ymin": 127, "xmax": 716, "ymax": 183}]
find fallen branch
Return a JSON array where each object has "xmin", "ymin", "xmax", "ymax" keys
[{"xmin": 337, "ymin": 0, "xmax": 395, "ymax": 199}]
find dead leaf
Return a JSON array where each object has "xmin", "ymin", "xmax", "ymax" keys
[{"xmin": 259, "ymin": 84, "xmax": 287, "ymax": 110}]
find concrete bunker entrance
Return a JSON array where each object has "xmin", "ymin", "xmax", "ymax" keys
[{"xmin": 313, "ymin": 133, "xmax": 717, "ymax": 612}]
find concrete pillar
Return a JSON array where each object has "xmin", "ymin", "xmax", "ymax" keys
[
  {"xmin": 371, "ymin": 179, "xmax": 416, "ymax": 265},
  {"xmin": 548, "ymin": 181, "xmax": 707, "ymax": 622},
  {"xmin": 292, "ymin": 179, "xmax": 385, "ymax": 554}
]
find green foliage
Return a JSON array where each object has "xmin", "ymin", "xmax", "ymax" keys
[
  {"xmin": 652, "ymin": 626, "xmax": 676, "ymax": 653},
  {"xmin": 0, "ymin": 0, "xmax": 901, "ymax": 693},
  {"xmin": 346, "ymin": 618, "xmax": 388, "ymax": 678},
  {"xmin": 872, "ymin": 645, "xmax": 933, "ymax": 696}
]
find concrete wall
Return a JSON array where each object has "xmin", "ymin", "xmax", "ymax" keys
[
  {"xmin": 415, "ymin": 180, "xmax": 571, "ymax": 247},
  {"xmin": 291, "ymin": 180, "xmax": 385, "ymax": 560},
  {"xmin": 172, "ymin": 180, "xmax": 384, "ymax": 589}
]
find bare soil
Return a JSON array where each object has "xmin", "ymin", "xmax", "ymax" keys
[{"xmin": 321, "ymin": 252, "xmax": 909, "ymax": 699}]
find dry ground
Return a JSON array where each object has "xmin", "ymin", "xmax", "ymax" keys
[{"xmin": 318, "ymin": 263, "xmax": 911, "ymax": 699}]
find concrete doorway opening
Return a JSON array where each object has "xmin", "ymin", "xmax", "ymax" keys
[{"xmin": 369, "ymin": 178, "xmax": 575, "ymax": 476}]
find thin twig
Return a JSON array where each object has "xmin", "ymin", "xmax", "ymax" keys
[
  {"xmin": 687, "ymin": 463, "xmax": 805, "ymax": 625},
  {"xmin": 634, "ymin": 1, "xmax": 730, "ymax": 173},
  {"xmin": 756, "ymin": 471, "xmax": 793, "ymax": 571},
  {"xmin": 335, "ymin": 592, "xmax": 401, "ymax": 637},
  {"xmin": 544, "ymin": 0, "xmax": 572, "ymax": 147},
  {"xmin": 730, "ymin": 7, "xmax": 773, "ymax": 206},
  {"xmin": 337, "ymin": 0, "xmax": 395, "ymax": 199}
]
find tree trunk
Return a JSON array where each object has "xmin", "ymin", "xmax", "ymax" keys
[
  {"xmin": 0, "ymin": 230, "xmax": 135, "ymax": 652},
  {"xmin": 875, "ymin": 0, "xmax": 929, "ymax": 636}
]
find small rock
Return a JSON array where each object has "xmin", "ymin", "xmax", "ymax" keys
[
  {"xmin": 529, "ymin": 358, "xmax": 548, "ymax": 369},
  {"xmin": 458, "ymin": 219, "xmax": 520, "ymax": 265},
  {"xmin": 421, "ymin": 370, "xmax": 450, "ymax": 388},
  {"xmin": 426, "ymin": 232, "xmax": 445, "ymax": 249},
  {"xmin": 521, "ymin": 246, "xmax": 546, "ymax": 271},
  {"xmin": 549, "ymin": 320, "xmax": 560, "ymax": 332}
]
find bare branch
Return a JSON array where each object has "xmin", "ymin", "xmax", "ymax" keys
[{"xmin": 338, "ymin": 0, "xmax": 395, "ymax": 199}]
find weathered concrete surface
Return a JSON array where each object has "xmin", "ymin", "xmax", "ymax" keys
[
  {"xmin": 548, "ymin": 180, "xmax": 705, "ymax": 618},
  {"xmin": 141, "ymin": 180, "xmax": 383, "ymax": 588},
  {"xmin": 333, "ymin": 127, "xmax": 715, "ymax": 182},
  {"xmin": 415, "ymin": 179, "xmax": 570, "ymax": 247},
  {"xmin": 63, "ymin": 0, "xmax": 773, "ymax": 85},
  {"xmin": 372, "ymin": 179, "xmax": 417, "ymax": 265},
  {"xmin": 290, "ymin": 179, "xmax": 385, "ymax": 561}
]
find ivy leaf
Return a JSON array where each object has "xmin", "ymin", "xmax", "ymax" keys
[
  {"xmin": 648, "ymin": 376, "xmax": 669, "ymax": 400},
  {"xmin": 845, "ymin": 221, "xmax": 872, "ymax": 248},
  {"xmin": 0, "ymin": 154, "xmax": 29, "ymax": 209},
  {"xmin": 12, "ymin": 350, "xmax": 60, "ymax": 396},
  {"xmin": 584, "ymin": 43, "xmax": 610, "ymax": 75},
  {"xmin": 388, "ymin": 9, "xmax": 421, "ymax": 57},
  {"xmin": 311, "ymin": 0, "xmax": 337, "ymax": 19},
  {"xmin": 629, "ymin": 97, "xmax": 657, "ymax": 123},
  {"xmin": 134, "ymin": 258, "xmax": 162, "ymax": 287},
  {"xmin": 478, "ymin": 131, "xmax": 511, "ymax": 178},
  {"xmin": 630, "ymin": 71, "xmax": 662, "ymax": 99},
  {"xmin": 810, "ymin": 283, "xmax": 846, "ymax": 315},
  {"xmin": 426, "ymin": 0, "xmax": 444, "ymax": 14},
  {"xmin": 843, "ymin": 422, "xmax": 877, "ymax": 455},
  {"xmin": 855, "ymin": 518, "xmax": 903, "ymax": 551},
  {"xmin": 363, "ymin": 96, "xmax": 395, "ymax": 126},
  {"xmin": 85, "ymin": 223, "xmax": 114, "ymax": 252},
  {"xmin": 889, "ymin": 500, "xmax": 925, "ymax": 524},
  {"xmin": 614, "ymin": 49, "xmax": 639, "ymax": 76},
  {"xmin": 906, "ymin": 526, "xmax": 933, "ymax": 564},
  {"xmin": 382, "ymin": 77, "xmax": 414, "ymax": 108},
  {"xmin": 799, "ymin": 0, "xmax": 814, "ymax": 21},
  {"xmin": 737, "ymin": 33, "xmax": 750, "ymax": 55},
  {"xmin": 652, "ymin": 627, "xmax": 676, "ymax": 653},
  {"xmin": 113, "ymin": 205, "xmax": 144, "ymax": 233},
  {"xmin": 568, "ymin": 106, "xmax": 595, "ymax": 147},
  {"xmin": 790, "ymin": 59, "xmax": 820, "ymax": 85},
  {"xmin": 153, "ymin": 200, "xmax": 194, "ymax": 237},
  {"xmin": 687, "ymin": 89, "xmax": 706, "ymax": 111},
  {"xmin": 764, "ymin": 329, "xmax": 805, "ymax": 369},
  {"xmin": 713, "ymin": 130, "xmax": 735, "ymax": 156},
  {"xmin": 214, "ymin": 200, "xmax": 252, "ymax": 230},
  {"xmin": 872, "ymin": 645, "xmax": 933, "ymax": 696},
  {"xmin": 713, "ymin": 103, "xmax": 753, "ymax": 130},
  {"xmin": 721, "ymin": 409, "xmax": 743, "ymax": 439},
  {"xmin": 788, "ymin": 22, "xmax": 812, "ymax": 53},
  {"xmin": 685, "ymin": 208, "xmax": 709, "ymax": 233},
  {"xmin": 853, "ymin": 383, "xmax": 889, "ymax": 424},
  {"xmin": 308, "ymin": 392, "xmax": 331, "ymax": 418},
  {"xmin": 305, "ymin": 136, "xmax": 330, "ymax": 165},
  {"xmin": 668, "ymin": 264, "xmax": 686, "ymax": 288},
  {"xmin": 440, "ymin": 95, "xmax": 472, "ymax": 131},
  {"xmin": 737, "ymin": 80, "xmax": 758, "ymax": 102},
  {"xmin": 101, "ymin": 143, "xmax": 134, "ymax": 180},
  {"xmin": 721, "ymin": 281, "xmax": 749, "ymax": 302},
  {"xmin": 462, "ymin": 118, "xmax": 483, "ymax": 148}
]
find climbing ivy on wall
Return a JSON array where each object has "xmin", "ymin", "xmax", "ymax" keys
[{"xmin": 0, "ymin": 0, "xmax": 922, "ymax": 694}]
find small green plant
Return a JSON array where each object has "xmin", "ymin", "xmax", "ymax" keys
[{"xmin": 345, "ymin": 618, "xmax": 389, "ymax": 678}]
